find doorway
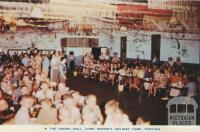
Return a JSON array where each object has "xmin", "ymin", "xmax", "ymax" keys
[
  {"xmin": 92, "ymin": 47, "xmax": 101, "ymax": 60},
  {"xmin": 151, "ymin": 34, "xmax": 161, "ymax": 60},
  {"xmin": 120, "ymin": 36, "xmax": 127, "ymax": 60}
]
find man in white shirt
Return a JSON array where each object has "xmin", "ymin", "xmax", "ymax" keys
[{"xmin": 21, "ymin": 54, "xmax": 30, "ymax": 67}]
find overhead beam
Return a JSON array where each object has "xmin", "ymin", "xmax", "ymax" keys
[{"xmin": 150, "ymin": 18, "xmax": 164, "ymax": 31}]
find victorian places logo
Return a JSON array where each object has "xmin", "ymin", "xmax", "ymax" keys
[{"xmin": 166, "ymin": 96, "xmax": 198, "ymax": 125}]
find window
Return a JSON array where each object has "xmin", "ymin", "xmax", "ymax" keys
[
  {"xmin": 170, "ymin": 104, "xmax": 176, "ymax": 113},
  {"xmin": 177, "ymin": 104, "xmax": 186, "ymax": 113},
  {"xmin": 61, "ymin": 38, "xmax": 98, "ymax": 48},
  {"xmin": 187, "ymin": 104, "xmax": 194, "ymax": 113}
]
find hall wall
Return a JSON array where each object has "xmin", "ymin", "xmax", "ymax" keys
[
  {"xmin": 99, "ymin": 31, "xmax": 200, "ymax": 64},
  {"xmin": 160, "ymin": 38, "xmax": 200, "ymax": 64},
  {"xmin": 98, "ymin": 33, "xmax": 121, "ymax": 56},
  {"xmin": 0, "ymin": 31, "xmax": 199, "ymax": 64},
  {"xmin": 126, "ymin": 34, "xmax": 151, "ymax": 60},
  {"xmin": 0, "ymin": 32, "xmax": 64, "ymax": 50}
]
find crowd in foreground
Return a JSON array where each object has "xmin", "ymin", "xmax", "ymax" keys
[
  {"xmin": 82, "ymin": 52, "xmax": 200, "ymax": 98},
  {"xmin": 0, "ymin": 50, "xmax": 152, "ymax": 125}
]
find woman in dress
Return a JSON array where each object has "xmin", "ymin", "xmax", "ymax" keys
[
  {"xmin": 50, "ymin": 52, "xmax": 60, "ymax": 83},
  {"xmin": 35, "ymin": 53, "xmax": 42, "ymax": 71},
  {"xmin": 42, "ymin": 54, "xmax": 50, "ymax": 78}
]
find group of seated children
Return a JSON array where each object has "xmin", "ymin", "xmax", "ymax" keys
[{"xmin": 82, "ymin": 53, "xmax": 198, "ymax": 98}]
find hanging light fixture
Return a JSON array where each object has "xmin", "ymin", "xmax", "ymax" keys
[
  {"xmin": 169, "ymin": 11, "xmax": 179, "ymax": 25},
  {"xmin": 120, "ymin": 26, "xmax": 127, "ymax": 32},
  {"xmin": 29, "ymin": 5, "xmax": 44, "ymax": 18}
]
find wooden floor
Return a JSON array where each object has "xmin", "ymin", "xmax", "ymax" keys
[{"xmin": 67, "ymin": 75, "xmax": 168, "ymax": 125}]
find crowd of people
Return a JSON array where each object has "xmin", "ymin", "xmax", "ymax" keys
[
  {"xmin": 82, "ymin": 52, "xmax": 200, "ymax": 98},
  {"xmin": 0, "ymin": 49, "xmax": 152, "ymax": 125}
]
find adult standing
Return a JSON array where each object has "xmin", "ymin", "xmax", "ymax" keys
[
  {"xmin": 152, "ymin": 55, "xmax": 159, "ymax": 66},
  {"xmin": 50, "ymin": 51, "xmax": 60, "ymax": 83},
  {"xmin": 99, "ymin": 52, "xmax": 105, "ymax": 61},
  {"xmin": 112, "ymin": 52, "xmax": 120, "ymax": 63},
  {"xmin": 27, "ymin": 43, "xmax": 38, "ymax": 55},
  {"xmin": 21, "ymin": 53, "xmax": 30, "ymax": 67},
  {"xmin": 69, "ymin": 52, "xmax": 76, "ymax": 72},
  {"xmin": 35, "ymin": 52, "xmax": 42, "ymax": 71},
  {"xmin": 42, "ymin": 54, "xmax": 50, "ymax": 78},
  {"xmin": 83, "ymin": 53, "xmax": 90, "ymax": 78},
  {"xmin": 59, "ymin": 57, "xmax": 67, "ymax": 84}
]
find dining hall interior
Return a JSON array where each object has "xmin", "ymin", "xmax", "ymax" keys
[{"xmin": 0, "ymin": 0, "xmax": 200, "ymax": 125}]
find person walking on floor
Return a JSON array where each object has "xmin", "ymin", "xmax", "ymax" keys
[{"xmin": 59, "ymin": 57, "xmax": 67, "ymax": 84}]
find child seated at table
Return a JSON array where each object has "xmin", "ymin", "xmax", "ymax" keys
[
  {"xmin": 55, "ymin": 83, "xmax": 69, "ymax": 102},
  {"xmin": 149, "ymin": 69, "xmax": 168, "ymax": 97},
  {"xmin": 158, "ymin": 70, "xmax": 168, "ymax": 89},
  {"xmin": 131, "ymin": 72, "xmax": 142, "ymax": 92},
  {"xmin": 125, "ymin": 67, "xmax": 133, "ymax": 89},
  {"xmin": 72, "ymin": 91, "xmax": 85, "ymax": 108},
  {"xmin": 169, "ymin": 72, "xmax": 184, "ymax": 97},
  {"xmin": 83, "ymin": 53, "xmax": 91, "ymax": 78},
  {"xmin": 118, "ymin": 66, "xmax": 126, "ymax": 85},
  {"xmin": 58, "ymin": 106, "xmax": 74, "ymax": 125},
  {"xmin": 15, "ymin": 95, "xmax": 35, "ymax": 124},
  {"xmin": 34, "ymin": 81, "xmax": 55, "ymax": 102},
  {"xmin": 170, "ymin": 72, "xmax": 183, "ymax": 85},
  {"xmin": 104, "ymin": 100, "xmax": 132, "ymax": 125},
  {"xmin": 35, "ymin": 98, "xmax": 58, "ymax": 125},
  {"xmin": 135, "ymin": 116, "xmax": 151, "ymax": 125},
  {"xmin": 143, "ymin": 67, "xmax": 153, "ymax": 91},
  {"xmin": 62, "ymin": 94, "xmax": 82, "ymax": 125},
  {"xmin": 100, "ymin": 62, "xmax": 109, "ymax": 83},
  {"xmin": 82, "ymin": 95, "xmax": 103, "ymax": 125},
  {"xmin": 108, "ymin": 63, "xmax": 117, "ymax": 86}
]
